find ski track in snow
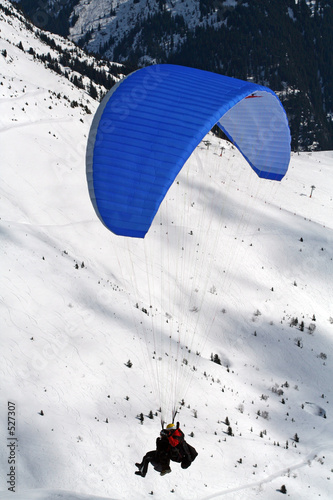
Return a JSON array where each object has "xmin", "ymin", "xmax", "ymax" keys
[
  {"xmin": 203, "ymin": 442, "xmax": 333, "ymax": 499},
  {"xmin": 0, "ymin": 116, "xmax": 76, "ymax": 133}
]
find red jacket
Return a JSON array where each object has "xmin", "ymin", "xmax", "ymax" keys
[{"xmin": 167, "ymin": 428, "xmax": 184, "ymax": 447}]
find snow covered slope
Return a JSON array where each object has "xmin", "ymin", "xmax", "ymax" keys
[
  {"xmin": 11, "ymin": 0, "xmax": 230, "ymax": 59},
  {"xmin": 1, "ymin": 1, "xmax": 333, "ymax": 499}
]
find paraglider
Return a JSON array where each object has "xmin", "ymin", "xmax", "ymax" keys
[
  {"xmin": 135, "ymin": 429, "xmax": 171, "ymax": 477},
  {"xmin": 135, "ymin": 423, "xmax": 197, "ymax": 477},
  {"xmin": 86, "ymin": 64, "xmax": 290, "ymax": 437},
  {"xmin": 86, "ymin": 64, "xmax": 290, "ymax": 239}
]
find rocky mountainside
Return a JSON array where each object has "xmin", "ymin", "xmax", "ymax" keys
[{"xmin": 11, "ymin": 0, "xmax": 333, "ymax": 151}]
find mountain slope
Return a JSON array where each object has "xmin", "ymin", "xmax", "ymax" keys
[
  {"xmin": 1, "ymin": 2, "xmax": 333, "ymax": 499},
  {"xmin": 2, "ymin": 0, "xmax": 128, "ymax": 100},
  {"xmin": 12, "ymin": 0, "xmax": 333, "ymax": 151}
]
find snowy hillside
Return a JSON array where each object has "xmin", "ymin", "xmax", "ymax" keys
[
  {"xmin": 12, "ymin": 0, "xmax": 228, "ymax": 59},
  {"xmin": 1, "ymin": 2, "xmax": 333, "ymax": 499},
  {"xmin": 0, "ymin": 0, "xmax": 126, "ymax": 99},
  {"xmin": 10, "ymin": 0, "xmax": 333, "ymax": 151}
]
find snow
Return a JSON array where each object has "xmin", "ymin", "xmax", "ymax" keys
[{"xmin": 1, "ymin": 1, "xmax": 333, "ymax": 499}]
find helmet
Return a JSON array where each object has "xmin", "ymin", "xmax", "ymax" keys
[{"xmin": 166, "ymin": 423, "xmax": 175, "ymax": 430}]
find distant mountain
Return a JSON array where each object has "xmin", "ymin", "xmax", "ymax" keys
[{"xmin": 11, "ymin": 0, "xmax": 333, "ymax": 151}]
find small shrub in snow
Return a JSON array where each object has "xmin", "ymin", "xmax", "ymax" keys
[
  {"xmin": 211, "ymin": 353, "xmax": 221, "ymax": 365},
  {"xmin": 125, "ymin": 359, "xmax": 132, "ymax": 368},
  {"xmin": 271, "ymin": 384, "xmax": 284, "ymax": 396},
  {"xmin": 237, "ymin": 404, "xmax": 244, "ymax": 413},
  {"xmin": 290, "ymin": 317, "xmax": 298, "ymax": 326},
  {"xmin": 280, "ymin": 484, "xmax": 287, "ymax": 494},
  {"xmin": 308, "ymin": 323, "xmax": 316, "ymax": 334},
  {"xmin": 295, "ymin": 337, "xmax": 303, "ymax": 347}
]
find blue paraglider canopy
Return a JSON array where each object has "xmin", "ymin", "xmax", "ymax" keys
[{"xmin": 86, "ymin": 64, "xmax": 290, "ymax": 238}]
